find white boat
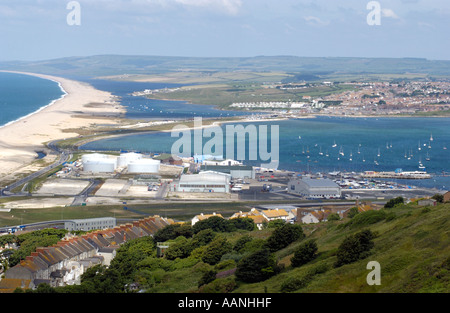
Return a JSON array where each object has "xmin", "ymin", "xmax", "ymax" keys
[
  {"xmin": 332, "ymin": 140, "xmax": 337, "ymax": 148},
  {"xmin": 430, "ymin": 133, "xmax": 433, "ymax": 141}
]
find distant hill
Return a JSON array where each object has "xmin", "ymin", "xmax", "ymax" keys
[{"xmin": 1, "ymin": 55, "xmax": 450, "ymax": 80}]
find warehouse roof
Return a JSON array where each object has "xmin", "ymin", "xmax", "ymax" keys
[
  {"xmin": 179, "ymin": 171, "xmax": 231, "ymax": 183},
  {"xmin": 299, "ymin": 178, "xmax": 340, "ymax": 188}
]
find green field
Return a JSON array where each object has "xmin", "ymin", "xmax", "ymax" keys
[{"xmin": 145, "ymin": 83, "xmax": 356, "ymax": 108}]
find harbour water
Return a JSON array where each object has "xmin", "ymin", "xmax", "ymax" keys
[{"xmin": 81, "ymin": 116, "xmax": 450, "ymax": 190}]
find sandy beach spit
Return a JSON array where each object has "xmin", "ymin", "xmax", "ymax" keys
[{"xmin": 0, "ymin": 71, "xmax": 125, "ymax": 183}]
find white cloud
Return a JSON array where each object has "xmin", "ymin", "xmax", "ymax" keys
[
  {"xmin": 175, "ymin": 0, "xmax": 242, "ymax": 15},
  {"xmin": 303, "ymin": 15, "xmax": 329, "ymax": 26},
  {"xmin": 381, "ymin": 8, "xmax": 400, "ymax": 19}
]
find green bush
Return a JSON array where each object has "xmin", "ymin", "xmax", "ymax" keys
[
  {"xmin": 235, "ymin": 249, "xmax": 280, "ymax": 283},
  {"xmin": 291, "ymin": 240, "xmax": 318, "ymax": 268},
  {"xmin": 344, "ymin": 210, "xmax": 387, "ymax": 228},
  {"xmin": 265, "ymin": 223, "xmax": 304, "ymax": 252},
  {"xmin": 334, "ymin": 229, "xmax": 375, "ymax": 267}
]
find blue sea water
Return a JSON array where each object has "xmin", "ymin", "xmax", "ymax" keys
[{"xmin": 0, "ymin": 72, "xmax": 65, "ymax": 127}]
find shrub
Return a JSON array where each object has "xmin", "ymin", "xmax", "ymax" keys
[
  {"xmin": 384, "ymin": 196, "xmax": 404, "ymax": 209},
  {"xmin": 291, "ymin": 240, "xmax": 318, "ymax": 268},
  {"xmin": 235, "ymin": 249, "xmax": 280, "ymax": 283},
  {"xmin": 265, "ymin": 223, "xmax": 304, "ymax": 252},
  {"xmin": 344, "ymin": 210, "xmax": 387, "ymax": 228},
  {"xmin": 202, "ymin": 236, "xmax": 232, "ymax": 265},
  {"xmin": 334, "ymin": 229, "xmax": 375, "ymax": 267}
]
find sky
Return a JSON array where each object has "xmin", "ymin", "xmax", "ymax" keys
[{"xmin": 0, "ymin": 0, "xmax": 449, "ymax": 61}]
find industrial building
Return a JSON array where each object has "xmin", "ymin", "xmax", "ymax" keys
[
  {"xmin": 199, "ymin": 165, "xmax": 255, "ymax": 179},
  {"xmin": 64, "ymin": 217, "xmax": 117, "ymax": 232},
  {"xmin": 288, "ymin": 178, "xmax": 341, "ymax": 199},
  {"xmin": 81, "ymin": 153, "xmax": 160, "ymax": 174},
  {"xmin": 170, "ymin": 171, "xmax": 231, "ymax": 193},
  {"xmin": 81, "ymin": 154, "xmax": 118, "ymax": 173}
]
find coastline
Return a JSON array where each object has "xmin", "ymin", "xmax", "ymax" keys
[{"xmin": 0, "ymin": 71, "xmax": 126, "ymax": 181}]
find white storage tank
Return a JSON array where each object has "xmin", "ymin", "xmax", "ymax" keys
[
  {"xmin": 128, "ymin": 159, "xmax": 160, "ymax": 173},
  {"xmin": 81, "ymin": 153, "xmax": 109, "ymax": 163},
  {"xmin": 83, "ymin": 159, "xmax": 117, "ymax": 173},
  {"xmin": 117, "ymin": 152, "xmax": 142, "ymax": 167}
]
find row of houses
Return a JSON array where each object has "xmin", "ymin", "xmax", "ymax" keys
[
  {"xmin": 0, "ymin": 216, "xmax": 173, "ymax": 293},
  {"xmin": 193, "ymin": 201, "xmax": 382, "ymax": 229}
]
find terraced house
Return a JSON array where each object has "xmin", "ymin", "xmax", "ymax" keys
[{"xmin": 0, "ymin": 216, "xmax": 173, "ymax": 293}]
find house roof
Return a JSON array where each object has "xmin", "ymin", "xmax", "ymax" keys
[{"xmin": 262, "ymin": 208, "xmax": 289, "ymax": 218}]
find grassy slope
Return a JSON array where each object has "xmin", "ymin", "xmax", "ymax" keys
[{"xmin": 233, "ymin": 202, "xmax": 449, "ymax": 293}]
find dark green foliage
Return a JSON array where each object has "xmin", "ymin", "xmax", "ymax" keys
[
  {"xmin": 202, "ymin": 236, "xmax": 232, "ymax": 265},
  {"xmin": 384, "ymin": 196, "xmax": 404, "ymax": 209},
  {"xmin": 165, "ymin": 236, "xmax": 192, "ymax": 260},
  {"xmin": 227, "ymin": 217, "xmax": 255, "ymax": 231},
  {"xmin": 190, "ymin": 229, "xmax": 216, "ymax": 249},
  {"xmin": 235, "ymin": 249, "xmax": 280, "ymax": 283},
  {"xmin": 192, "ymin": 216, "xmax": 255, "ymax": 234},
  {"xmin": 347, "ymin": 207, "xmax": 360, "ymax": 218},
  {"xmin": 198, "ymin": 270, "xmax": 217, "ymax": 287},
  {"xmin": 334, "ymin": 229, "xmax": 375, "ymax": 267},
  {"xmin": 233, "ymin": 235, "xmax": 253, "ymax": 253},
  {"xmin": 280, "ymin": 262, "xmax": 330, "ymax": 292},
  {"xmin": 290, "ymin": 240, "xmax": 318, "ymax": 268},
  {"xmin": 193, "ymin": 216, "xmax": 230, "ymax": 233},
  {"xmin": 431, "ymin": 194, "xmax": 444, "ymax": 203},
  {"xmin": 265, "ymin": 223, "xmax": 304, "ymax": 252},
  {"xmin": 153, "ymin": 223, "xmax": 193, "ymax": 242},
  {"xmin": 344, "ymin": 210, "xmax": 387, "ymax": 228},
  {"xmin": 327, "ymin": 213, "xmax": 340, "ymax": 221}
]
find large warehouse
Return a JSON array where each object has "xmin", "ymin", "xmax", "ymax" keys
[
  {"xmin": 288, "ymin": 178, "xmax": 341, "ymax": 199},
  {"xmin": 199, "ymin": 165, "xmax": 255, "ymax": 179},
  {"xmin": 170, "ymin": 171, "xmax": 231, "ymax": 193}
]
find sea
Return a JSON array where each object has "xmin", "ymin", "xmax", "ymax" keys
[
  {"xmin": 0, "ymin": 73, "xmax": 448, "ymax": 190},
  {"xmin": 0, "ymin": 72, "xmax": 66, "ymax": 127}
]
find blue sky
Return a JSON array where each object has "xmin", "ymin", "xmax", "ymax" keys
[{"xmin": 0, "ymin": 0, "xmax": 449, "ymax": 61}]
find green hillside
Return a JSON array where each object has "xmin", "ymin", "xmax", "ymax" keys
[
  {"xmin": 2, "ymin": 55, "xmax": 450, "ymax": 80},
  {"xmin": 23, "ymin": 201, "xmax": 449, "ymax": 294}
]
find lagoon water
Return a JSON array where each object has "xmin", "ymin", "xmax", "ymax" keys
[{"xmin": 0, "ymin": 72, "xmax": 65, "ymax": 127}]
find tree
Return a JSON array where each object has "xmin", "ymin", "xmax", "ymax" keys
[
  {"xmin": 228, "ymin": 217, "xmax": 255, "ymax": 231},
  {"xmin": 193, "ymin": 216, "xmax": 230, "ymax": 233},
  {"xmin": 335, "ymin": 229, "xmax": 375, "ymax": 267},
  {"xmin": 291, "ymin": 240, "xmax": 318, "ymax": 267},
  {"xmin": 384, "ymin": 196, "xmax": 404, "ymax": 209},
  {"xmin": 235, "ymin": 249, "xmax": 280, "ymax": 283},
  {"xmin": 431, "ymin": 194, "xmax": 444, "ymax": 203},
  {"xmin": 265, "ymin": 223, "xmax": 304, "ymax": 252},
  {"xmin": 153, "ymin": 223, "xmax": 193, "ymax": 242},
  {"xmin": 202, "ymin": 236, "xmax": 232, "ymax": 265},
  {"xmin": 347, "ymin": 207, "xmax": 360, "ymax": 219},
  {"xmin": 327, "ymin": 213, "xmax": 340, "ymax": 221}
]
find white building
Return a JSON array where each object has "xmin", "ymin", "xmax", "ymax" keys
[
  {"xmin": 64, "ymin": 217, "xmax": 117, "ymax": 232},
  {"xmin": 81, "ymin": 153, "xmax": 160, "ymax": 174},
  {"xmin": 288, "ymin": 178, "xmax": 341, "ymax": 199},
  {"xmin": 171, "ymin": 171, "xmax": 231, "ymax": 193}
]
